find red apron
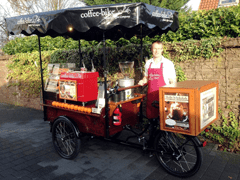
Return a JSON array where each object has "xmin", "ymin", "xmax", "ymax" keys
[{"xmin": 146, "ymin": 62, "xmax": 166, "ymax": 119}]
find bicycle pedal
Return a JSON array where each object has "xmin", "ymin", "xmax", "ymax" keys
[
  {"xmin": 149, "ymin": 153, "xmax": 154, "ymax": 158},
  {"xmin": 142, "ymin": 150, "xmax": 153, "ymax": 158}
]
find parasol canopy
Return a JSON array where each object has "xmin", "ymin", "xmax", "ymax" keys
[{"xmin": 5, "ymin": 3, "xmax": 179, "ymax": 41}]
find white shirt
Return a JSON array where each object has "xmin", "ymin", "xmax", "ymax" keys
[{"xmin": 144, "ymin": 56, "xmax": 176, "ymax": 85}]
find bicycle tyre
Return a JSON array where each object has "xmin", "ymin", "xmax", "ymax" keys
[
  {"xmin": 52, "ymin": 117, "xmax": 81, "ymax": 159},
  {"xmin": 154, "ymin": 131, "xmax": 203, "ymax": 177}
]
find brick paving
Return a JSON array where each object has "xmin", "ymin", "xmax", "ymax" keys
[{"xmin": 0, "ymin": 103, "xmax": 240, "ymax": 180}]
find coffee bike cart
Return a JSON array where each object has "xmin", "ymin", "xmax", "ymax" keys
[{"xmin": 5, "ymin": 3, "xmax": 219, "ymax": 177}]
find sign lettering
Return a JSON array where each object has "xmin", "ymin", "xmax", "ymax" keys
[{"xmin": 80, "ymin": 7, "xmax": 131, "ymax": 19}]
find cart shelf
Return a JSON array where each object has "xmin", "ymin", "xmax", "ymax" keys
[{"xmin": 41, "ymin": 100, "xmax": 101, "ymax": 118}]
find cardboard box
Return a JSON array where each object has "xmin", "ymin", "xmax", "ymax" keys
[{"xmin": 159, "ymin": 80, "xmax": 219, "ymax": 136}]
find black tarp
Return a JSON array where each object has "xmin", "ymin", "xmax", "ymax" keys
[{"xmin": 5, "ymin": 3, "xmax": 179, "ymax": 41}]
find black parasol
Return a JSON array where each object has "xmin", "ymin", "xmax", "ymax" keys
[{"xmin": 5, "ymin": 3, "xmax": 179, "ymax": 138}]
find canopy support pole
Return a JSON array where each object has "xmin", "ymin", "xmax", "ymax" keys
[
  {"xmin": 103, "ymin": 32, "xmax": 109, "ymax": 139},
  {"xmin": 140, "ymin": 24, "xmax": 143, "ymax": 79},
  {"xmin": 38, "ymin": 36, "xmax": 46, "ymax": 121},
  {"xmin": 139, "ymin": 25, "xmax": 144, "ymax": 124},
  {"xmin": 78, "ymin": 40, "xmax": 82, "ymax": 69}
]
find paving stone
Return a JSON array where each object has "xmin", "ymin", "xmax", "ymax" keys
[
  {"xmin": 0, "ymin": 162, "xmax": 15, "ymax": 172},
  {"xmin": 1, "ymin": 157, "xmax": 13, "ymax": 164},
  {"xmin": 200, "ymin": 174, "xmax": 219, "ymax": 180},
  {"xmin": 130, "ymin": 163, "xmax": 158, "ymax": 180},
  {"xmin": 13, "ymin": 162, "xmax": 30, "ymax": 171},
  {"xmin": 73, "ymin": 172, "xmax": 95, "ymax": 180},
  {"xmin": 26, "ymin": 164, "xmax": 43, "ymax": 173},
  {"xmin": 2, "ymin": 174, "xmax": 18, "ymax": 180},
  {"xmin": 12, "ymin": 169, "xmax": 30, "ymax": 179},
  {"xmin": 203, "ymin": 166, "xmax": 222, "ymax": 179},
  {"xmin": 84, "ymin": 167, "xmax": 101, "ymax": 177},
  {"xmin": 18, "ymin": 176, "xmax": 32, "ymax": 180},
  {"xmin": 97, "ymin": 168, "xmax": 116, "ymax": 179},
  {"xmin": 0, "ymin": 168, "xmax": 17, "ymax": 177},
  {"xmin": 219, "ymin": 171, "xmax": 238, "ymax": 180},
  {"xmin": 143, "ymin": 166, "xmax": 170, "ymax": 180},
  {"xmin": 41, "ymin": 172, "xmax": 57, "ymax": 180},
  {"xmin": 223, "ymin": 163, "xmax": 240, "ymax": 174},
  {"xmin": 12, "ymin": 158, "xmax": 27, "ymax": 165}
]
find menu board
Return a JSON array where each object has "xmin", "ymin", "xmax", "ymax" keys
[
  {"xmin": 164, "ymin": 93, "xmax": 190, "ymax": 131},
  {"xmin": 45, "ymin": 63, "xmax": 76, "ymax": 92},
  {"xmin": 200, "ymin": 87, "xmax": 217, "ymax": 129},
  {"xmin": 59, "ymin": 80, "xmax": 77, "ymax": 101},
  {"xmin": 45, "ymin": 64, "xmax": 60, "ymax": 92}
]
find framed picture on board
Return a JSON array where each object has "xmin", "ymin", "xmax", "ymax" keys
[{"xmin": 59, "ymin": 80, "xmax": 77, "ymax": 101}]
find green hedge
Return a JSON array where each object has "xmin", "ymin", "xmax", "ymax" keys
[
  {"xmin": 3, "ymin": 36, "xmax": 98, "ymax": 55},
  {"xmin": 7, "ymin": 35, "xmax": 226, "ymax": 97},
  {"xmin": 7, "ymin": 51, "xmax": 52, "ymax": 97},
  {"xmin": 7, "ymin": 42, "xmax": 188, "ymax": 97},
  {"xmin": 3, "ymin": 5, "xmax": 239, "ymax": 55}
]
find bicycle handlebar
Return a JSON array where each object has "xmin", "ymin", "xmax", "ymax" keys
[{"xmin": 117, "ymin": 83, "xmax": 147, "ymax": 91}]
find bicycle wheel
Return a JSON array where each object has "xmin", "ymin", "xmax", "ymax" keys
[
  {"xmin": 154, "ymin": 131, "xmax": 203, "ymax": 177},
  {"xmin": 52, "ymin": 117, "xmax": 81, "ymax": 159}
]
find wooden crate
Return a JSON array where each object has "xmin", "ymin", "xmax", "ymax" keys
[{"xmin": 159, "ymin": 80, "xmax": 219, "ymax": 136}]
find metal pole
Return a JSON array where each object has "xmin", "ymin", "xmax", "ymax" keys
[
  {"xmin": 38, "ymin": 36, "xmax": 46, "ymax": 121},
  {"xmin": 140, "ymin": 24, "xmax": 143, "ymax": 79},
  {"xmin": 103, "ymin": 32, "xmax": 109, "ymax": 138},
  {"xmin": 78, "ymin": 40, "xmax": 82, "ymax": 69}
]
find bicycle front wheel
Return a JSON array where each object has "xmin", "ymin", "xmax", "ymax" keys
[
  {"xmin": 52, "ymin": 117, "xmax": 81, "ymax": 159},
  {"xmin": 154, "ymin": 131, "xmax": 203, "ymax": 177}
]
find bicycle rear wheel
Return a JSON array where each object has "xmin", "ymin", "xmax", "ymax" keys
[{"xmin": 154, "ymin": 131, "xmax": 202, "ymax": 177}]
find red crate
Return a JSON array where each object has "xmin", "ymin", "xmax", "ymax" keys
[{"xmin": 60, "ymin": 72, "xmax": 99, "ymax": 102}]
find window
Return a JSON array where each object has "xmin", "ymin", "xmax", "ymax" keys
[
  {"xmin": 221, "ymin": 0, "xmax": 236, "ymax": 3},
  {"xmin": 218, "ymin": 0, "xmax": 239, "ymax": 7}
]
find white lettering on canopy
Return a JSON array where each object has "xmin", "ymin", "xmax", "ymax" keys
[
  {"xmin": 152, "ymin": 10, "xmax": 173, "ymax": 19},
  {"xmin": 80, "ymin": 7, "xmax": 131, "ymax": 18},
  {"xmin": 17, "ymin": 15, "xmax": 41, "ymax": 25}
]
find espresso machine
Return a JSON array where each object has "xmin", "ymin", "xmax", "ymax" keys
[{"xmin": 118, "ymin": 61, "xmax": 135, "ymax": 100}]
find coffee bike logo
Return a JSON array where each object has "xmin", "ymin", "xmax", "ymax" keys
[
  {"xmin": 152, "ymin": 10, "xmax": 173, "ymax": 22},
  {"xmin": 80, "ymin": 6, "xmax": 131, "ymax": 19},
  {"xmin": 17, "ymin": 15, "xmax": 41, "ymax": 26}
]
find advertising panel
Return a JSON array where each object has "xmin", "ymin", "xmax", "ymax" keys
[
  {"xmin": 200, "ymin": 87, "xmax": 217, "ymax": 129},
  {"xmin": 59, "ymin": 80, "xmax": 77, "ymax": 101},
  {"xmin": 164, "ymin": 93, "xmax": 190, "ymax": 131}
]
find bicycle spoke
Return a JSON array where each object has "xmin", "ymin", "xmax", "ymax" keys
[
  {"xmin": 173, "ymin": 160, "xmax": 187, "ymax": 172},
  {"xmin": 181, "ymin": 155, "xmax": 191, "ymax": 170},
  {"xmin": 182, "ymin": 151, "xmax": 197, "ymax": 158},
  {"xmin": 177, "ymin": 161, "xmax": 196, "ymax": 165}
]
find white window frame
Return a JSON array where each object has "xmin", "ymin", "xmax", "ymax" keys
[{"xmin": 218, "ymin": 0, "xmax": 239, "ymax": 7}]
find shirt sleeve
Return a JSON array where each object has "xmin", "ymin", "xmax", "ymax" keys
[
  {"xmin": 144, "ymin": 60, "xmax": 150, "ymax": 77},
  {"xmin": 163, "ymin": 59, "xmax": 176, "ymax": 85}
]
